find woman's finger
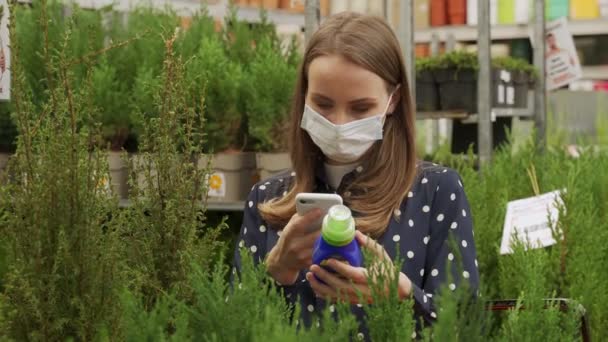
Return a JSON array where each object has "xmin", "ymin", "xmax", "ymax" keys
[
  {"xmin": 326, "ymin": 259, "xmax": 367, "ymax": 284},
  {"xmin": 306, "ymin": 272, "xmax": 335, "ymax": 300},
  {"xmin": 356, "ymin": 231, "xmax": 391, "ymax": 260},
  {"xmin": 310, "ymin": 264, "xmax": 351, "ymax": 290}
]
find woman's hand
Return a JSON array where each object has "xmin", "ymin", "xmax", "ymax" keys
[
  {"xmin": 306, "ymin": 230, "xmax": 412, "ymax": 304},
  {"xmin": 265, "ymin": 209, "xmax": 324, "ymax": 286}
]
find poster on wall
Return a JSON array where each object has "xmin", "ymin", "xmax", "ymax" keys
[
  {"xmin": 544, "ymin": 17, "xmax": 582, "ymax": 91},
  {"xmin": 0, "ymin": 0, "xmax": 9, "ymax": 101}
]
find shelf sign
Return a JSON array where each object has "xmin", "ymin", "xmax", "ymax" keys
[
  {"xmin": 500, "ymin": 190, "xmax": 565, "ymax": 255},
  {"xmin": 544, "ymin": 18, "xmax": 582, "ymax": 91},
  {"xmin": 0, "ymin": 0, "xmax": 10, "ymax": 101},
  {"xmin": 206, "ymin": 172, "xmax": 226, "ymax": 198}
]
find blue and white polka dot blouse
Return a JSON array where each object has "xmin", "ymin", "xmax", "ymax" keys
[{"xmin": 232, "ymin": 161, "xmax": 479, "ymax": 340}]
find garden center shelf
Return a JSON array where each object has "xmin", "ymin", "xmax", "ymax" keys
[
  {"xmin": 417, "ymin": 107, "xmax": 534, "ymax": 123},
  {"xmin": 118, "ymin": 199, "xmax": 245, "ymax": 212},
  {"xmin": 417, "ymin": 92, "xmax": 536, "ymax": 123},
  {"xmin": 414, "ymin": 19, "xmax": 608, "ymax": 44}
]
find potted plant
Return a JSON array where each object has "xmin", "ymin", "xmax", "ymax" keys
[
  {"xmin": 187, "ymin": 35, "xmax": 257, "ymax": 203},
  {"xmin": 91, "ymin": 58, "xmax": 132, "ymax": 200},
  {"xmin": 415, "ymin": 57, "xmax": 441, "ymax": 112},
  {"xmin": 434, "ymin": 51, "xmax": 478, "ymax": 113},
  {"xmin": 111, "ymin": 6, "xmax": 179, "ymax": 197},
  {"xmin": 491, "ymin": 56, "xmax": 516, "ymax": 109},
  {"xmin": 492, "ymin": 56, "xmax": 537, "ymax": 108},
  {"xmin": 244, "ymin": 37, "xmax": 298, "ymax": 181}
]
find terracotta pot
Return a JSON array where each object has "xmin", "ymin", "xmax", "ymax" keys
[
  {"xmin": 280, "ymin": 0, "xmax": 305, "ymax": 13},
  {"xmin": 447, "ymin": 0, "xmax": 467, "ymax": 25},
  {"xmin": 415, "ymin": 44, "xmax": 430, "ymax": 58},
  {"xmin": 262, "ymin": 0, "xmax": 279, "ymax": 9},
  {"xmin": 320, "ymin": 0, "xmax": 330, "ymax": 16},
  {"xmin": 431, "ymin": 0, "xmax": 448, "ymax": 26}
]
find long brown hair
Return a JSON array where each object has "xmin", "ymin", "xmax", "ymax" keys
[{"xmin": 259, "ymin": 12, "xmax": 417, "ymax": 238}]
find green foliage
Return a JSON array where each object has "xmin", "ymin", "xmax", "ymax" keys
[
  {"xmin": 90, "ymin": 58, "xmax": 130, "ymax": 150},
  {"xmin": 124, "ymin": 35, "xmax": 226, "ymax": 308},
  {"xmin": 437, "ymin": 51, "xmax": 479, "ymax": 71},
  {"xmin": 492, "ymin": 56, "xmax": 538, "ymax": 80},
  {"xmin": 0, "ymin": 2, "xmax": 125, "ymax": 339},
  {"xmin": 244, "ymin": 37, "xmax": 297, "ymax": 152},
  {"xmin": 186, "ymin": 36, "xmax": 244, "ymax": 152},
  {"xmin": 415, "ymin": 56, "xmax": 442, "ymax": 73}
]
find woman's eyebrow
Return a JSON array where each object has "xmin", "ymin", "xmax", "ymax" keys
[
  {"xmin": 310, "ymin": 93, "xmax": 378, "ymax": 104},
  {"xmin": 349, "ymin": 97, "xmax": 377, "ymax": 104},
  {"xmin": 311, "ymin": 93, "xmax": 333, "ymax": 102}
]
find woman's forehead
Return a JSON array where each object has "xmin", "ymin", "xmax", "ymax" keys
[{"xmin": 307, "ymin": 54, "xmax": 387, "ymax": 99}]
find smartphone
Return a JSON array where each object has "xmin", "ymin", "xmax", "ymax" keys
[{"xmin": 295, "ymin": 193, "xmax": 343, "ymax": 232}]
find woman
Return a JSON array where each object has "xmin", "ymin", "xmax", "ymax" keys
[{"xmin": 232, "ymin": 12, "xmax": 479, "ymax": 339}]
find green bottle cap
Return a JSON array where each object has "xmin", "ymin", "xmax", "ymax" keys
[{"xmin": 322, "ymin": 205, "xmax": 355, "ymax": 247}]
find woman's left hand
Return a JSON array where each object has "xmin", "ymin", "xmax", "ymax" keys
[{"xmin": 306, "ymin": 230, "xmax": 412, "ymax": 304}]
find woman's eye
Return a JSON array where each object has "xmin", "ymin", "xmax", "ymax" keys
[
  {"xmin": 316, "ymin": 103, "xmax": 332, "ymax": 110},
  {"xmin": 353, "ymin": 107, "xmax": 371, "ymax": 114}
]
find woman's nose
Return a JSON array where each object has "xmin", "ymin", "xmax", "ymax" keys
[{"xmin": 329, "ymin": 110, "xmax": 351, "ymax": 125}]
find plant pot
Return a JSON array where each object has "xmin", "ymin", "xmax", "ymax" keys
[
  {"xmin": 570, "ymin": 0, "xmax": 600, "ymax": 19},
  {"xmin": 498, "ymin": 0, "xmax": 516, "ymax": 24},
  {"xmin": 262, "ymin": 0, "xmax": 279, "ymax": 9},
  {"xmin": 320, "ymin": 0, "xmax": 330, "ymax": 16},
  {"xmin": 415, "ymin": 70, "xmax": 440, "ymax": 112},
  {"xmin": 107, "ymin": 151, "xmax": 129, "ymax": 200},
  {"xmin": 256, "ymin": 152, "xmax": 292, "ymax": 181},
  {"xmin": 430, "ymin": 0, "xmax": 447, "ymax": 26},
  {"xmin": 199, "ymin": 152, "xmax": 257, "ymax": 203},
  {"xmin": 435, "ymin": 68, "xmax": 478, "ymax": 113},
  {"xmin": 512, "ymin": 70, "xmax": 530, "ymax": 108},
  {"xmin": 451, "ymin": 117, "xmax": 514, "ymax": 154},
  {"xmin": 280, "ymin": 0, "xmax": 305, "ymax": 13},
  {"xmin": 546, "ymin": 0, "xmax": 569, "ymax": 20},
  {"xmin": 447, "ymin": 0, "xmax": 466, "ymax": 25},
  {"xmin": 491, "ymin": 68, "xmax": 516, "ymax": 109},
  {"xmin": 129, "ymin": 153, "xmax": 156, "ymax": 195}
]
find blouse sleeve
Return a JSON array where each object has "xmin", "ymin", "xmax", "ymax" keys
[
  {"xmin": 230, "ymin": 183, "xmax": 299, "ymax": 299},
  {"xmin": 410, "ymin": 169, "xmax": 480, "ymax": 325}
]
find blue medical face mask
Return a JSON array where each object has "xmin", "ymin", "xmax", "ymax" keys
[{"xmin": 301, "ymin": 88, "xmax": 398, "ymax": 163}]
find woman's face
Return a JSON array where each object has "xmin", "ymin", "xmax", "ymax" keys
[{"xmin": 305, "ymin": 54, "xmax": 399, "ymax": 125}]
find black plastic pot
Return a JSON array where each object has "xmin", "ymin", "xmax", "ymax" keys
[
  {"xmin": 512, "ymin": 70, "xmax": 530, "ymax": 108},
  {"xmin": 451, "ymin": 117, "xmax": 514, "ymax": 154},
  {"xmin": 491, "ymin": 68, "xmax": 516, "ymax": 109},
  {"xmin": 434, "ymin": 68, "xmax": 477, "ymax": 113},
  {"xmin": 415, "ymin": 70, "xmax": 440, "ymax": 112}
]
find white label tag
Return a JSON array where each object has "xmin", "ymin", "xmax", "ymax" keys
[
  {"xmin": 498, "ymin": 84, "xmax": 505, "ymax": 104},
  {"xmin": 207, "ymin": 172, "xmax": 226, "ymax": 197},
  {"xmin": 506, "ymin": 86, "xmax": 515, "ymax": 105},
  {"xmin": 500, "ymin": 190, "xmax": 565, "ymax": 255}
]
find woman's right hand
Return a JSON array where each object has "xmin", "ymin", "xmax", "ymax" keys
[{"xmin": 265, "ymin": 209, "xmax": 324, "ymax": 285}]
